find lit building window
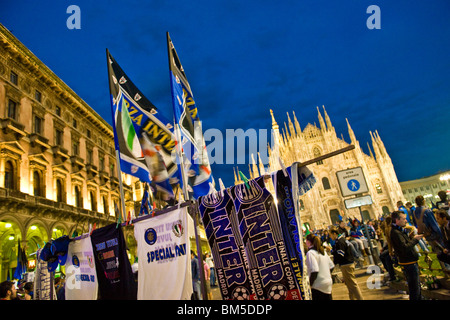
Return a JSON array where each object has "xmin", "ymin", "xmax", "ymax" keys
[
  {"xmin": 5, "ymin": 161, "xmax": 15, "ymax": 190},
  {"xmin": 375, "ymin": 183, "xmax": 382, "ymax": 194}
]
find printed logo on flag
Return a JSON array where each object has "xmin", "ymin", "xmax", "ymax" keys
[
  {"xmin": 172, "ymin": 220, "xmax": 184, "ymax": 238},
  {"xmin": 144, "ymin": 228, "xmax": 157, "ymax": 245}
]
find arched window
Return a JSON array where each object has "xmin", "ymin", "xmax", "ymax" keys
[
  {"xmin": 89, "ymin": 191, "xmax": 97, "ymax": 212},
  {"xmin": 5, "ymin": 161, "xmax": 15, "ymax": 190},
  {"xmin": 329, "ymin": 209, "xmax": 341, "ymax": 225},
  {"xmin": 56, "ymin": 179, "xmax": 64, "ymax": 202},
  {"xmin": 322, "ymin": 177, "xmax": 331, "ymax": 190},
  {"xmin": 74, "ymin": 185, "xmax": 82, "ymax": 207},
  {"xmin": 103, "ymin": 196, "xmax": 109, "ymax": 215},
  {"xmin": 33, "ymin": 171, "xmax": 42, "ymax": 197}
]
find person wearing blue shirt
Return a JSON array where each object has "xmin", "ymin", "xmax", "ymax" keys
[
  {"xmin": 191, "ymin": 250, "xmax": 201, "ymax": 300},
  {"xmin": 397, "ymin": 201, "xmax": 413, "ymax": 226},
  {"xmin": 414, "ymin": 195, "xmax": 443, "ymax": 253}
]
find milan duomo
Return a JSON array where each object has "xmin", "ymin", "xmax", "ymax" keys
[{"xmin": 236, "ymin": 107, "xmax": 404, "ymax": 229}]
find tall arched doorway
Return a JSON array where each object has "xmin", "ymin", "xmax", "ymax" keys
[{"xmin": 329, "ymin": 209, "xmax": 341, "ymax": 225}]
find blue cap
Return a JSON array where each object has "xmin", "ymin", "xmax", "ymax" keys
[
  {"xmin": 39, "ymin": 236, "xmax": 70, "ymax": 272},
  {"xmin": 53, "ymin": 236, "xmax": 70, "ymax": 265}
]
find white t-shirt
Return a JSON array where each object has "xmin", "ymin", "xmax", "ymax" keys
[
  {"xmin": 65, "ymin": 236, "xmax": 98, "ymax": 300},
  {"xmin": 306, "ymin": 249, "xmax": 335, "ymax": 294},
  {"xmin": 134, "ymin": 207, "xmax": 192, "ymax": 300}
]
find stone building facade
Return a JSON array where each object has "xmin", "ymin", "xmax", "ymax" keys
[{"xmin": 0, "ymin": 24, "xmax": 143, "ymax": 281}]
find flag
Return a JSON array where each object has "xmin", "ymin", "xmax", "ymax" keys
[
  {"xmin": 106, "ymin": 49, "xmax": 178, "ymax": 187},
  {"xmin": 166, "ymin": 32, "xmax": 214, "ymax": 199},
  {"xmin": 13, "ymin": 241, "xmax": 27, "ymax": 280},
  {"xmin": 141, "ymin": 132, "xmax": 174, "ymax": 198},
  {"xmin": 138, "ymin": 183, "xmax": 151, "ymax": 216}
]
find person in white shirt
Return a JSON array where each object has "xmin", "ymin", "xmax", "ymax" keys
[{"xmin": 305, "ymin": 233, "xmax": 335, "ymax": 300}]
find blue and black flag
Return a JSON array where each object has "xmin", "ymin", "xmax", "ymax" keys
[{"xmin": 166, "ymin": 32, "xmax": 214, "ymax": 199}]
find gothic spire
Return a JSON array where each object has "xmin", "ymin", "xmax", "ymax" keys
[
  {"xmin": 322, "ymin": 105, "xmax": 333, "ymax": 131},
  {"xmin": 346, "ymin": 118, "xmax": 356, "ymax": 144},
  {"xmin": 287, "ymin": 112, "xmax": 296, "ymax": 137},
  {"xmin": 292, "ymin": 111, "xmax": 302, "ymax": 136},
  {"xmin": 317, "ymin": 106, "xmax": 326, "ymax": 131},
  {"xmin": 270, "ymin": 109, "xmax": 279, "ymax": 130}
]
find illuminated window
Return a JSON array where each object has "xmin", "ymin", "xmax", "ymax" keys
[
  {"xmin": 89, "ymin": 191, "xmax": 97, "ymax": 212},
  {"xmin": 56, "ymin": 179, "xmax": 65, "ymax": 202},
  {"xmin": 74, "ymin": 186, "xmax": 82, "ymax": 207},
  {"xmin": 5, "ymin": 161, "xmax": 15, "ymax": 190},
  {"xmin": 33, "ymin": 171, "xmax": 43, "ymax": 197},
  {"xmin": 375, "ymin": 183, "xmax": 382, "ymax": 194},
  {"xmin": 103, "ymin": 196, "xmax": 109, "ymax": 215}
]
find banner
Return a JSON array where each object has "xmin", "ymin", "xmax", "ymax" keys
[
  {"xmin": 230, "ymin": 176, "xmax": 302, "ymax": 300},
  {"xmin": 139, "ymin": 183, "xmax": 152, "ymax": 217},
  {"xmin": 106, "ymin": 50, "xmax": 177, "ymax": 195},
  {"xmin": 65, "ymin": 236, "xmax": 98, "ymax": 300},
  {"xmin": 198, "ymin": 190, "xmax": 255, "ymax": 300},
  {"xmin": 166, "ymin": 33, "xmax": 214, "ymax": 199},
  {"xmin": 271, "ymin": 167, "xmax": 316, "ymax": 300},
  {"xmin": 33, "ymin": 249, "xmax": 55, "ymax": 300},
  {"xmin": 90, "ymin": 223, "xmax": 137, "ymax": 300},
  {"xmin": 134, "ymin": 207, "xmax": 192, "ymax": 300}
]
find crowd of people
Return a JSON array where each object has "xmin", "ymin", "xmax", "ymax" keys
[{"xmin": 305, "ymin": 191, "xmax": 450, "ymax": 301}]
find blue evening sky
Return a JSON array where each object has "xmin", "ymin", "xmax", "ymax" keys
[{"xmin": 1, "ymin": 1, "xmax": 449, "ymax": 188}]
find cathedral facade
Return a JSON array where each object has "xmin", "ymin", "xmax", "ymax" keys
[{"xmin": 239, "ymin": 107, "xmax": 405, "ymax": 230}]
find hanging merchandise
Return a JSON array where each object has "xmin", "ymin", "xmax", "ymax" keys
[
  {"xmin": 65, "ymin": 235, "xmax": 98, "ymax": 300},
  {"xmin": 271, "ymin": 165, "xmax": 316, "ymax": 300},
  {"xmin": 198, "ymin": 190, "xmax": 255, "ymax": 300},
  {"xmin": 90, "ymin": 223, "xmax": 137, "ymax": 300},
  {"xmin": 229, "ymin": 176, "xmax": 303, "ymax": 300},
  {"xmin": 134, "ymin": 206, "xmax": 192, "ymax": 300},
  {"xmin": 39, "ymin": 235, "xmax": 71, "ymax": 272},
  {"xmin": 34, "ymin": 248, "xmax": 56, "ymax": 300}
]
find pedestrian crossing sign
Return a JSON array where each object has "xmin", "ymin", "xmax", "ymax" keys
[{"xmin": 336, "ymin": 167, "xmax": 369, "ymax": 197}]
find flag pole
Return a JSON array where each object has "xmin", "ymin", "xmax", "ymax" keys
[
  {"xmin": 166, "ymin": 32, "xmax": 207, "ymax": 299},
  {"xmin": 114, "ymin": 150, "xmax": 128, "ymax": 223},
  {"xmin": 106, "ymin": 48, "xmax": 128, "ymax": 223}
]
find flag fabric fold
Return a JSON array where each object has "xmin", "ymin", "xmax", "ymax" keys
[
  {"xmin": 166, "ymin": 32, "xmax": 214, "ymax": 199},
  {"xmin": 106, "ymin": 50, "xmax": 176, "ymax": 198},
  {"xmin": 13, "ymin": 241, "xmax": 27, "ymax": 280},
  {"xmin": 138, "ymin": 183, "xmax": 152, "ymax": 217}
]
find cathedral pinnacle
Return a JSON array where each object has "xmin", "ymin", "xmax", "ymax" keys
[
  {"xmin": 317, "ymin": 106, "xmax": 326, "ymax": 131},
  {"xmin": 270, "ymin": 109, "xmax": 279, "ymax": 130}
]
